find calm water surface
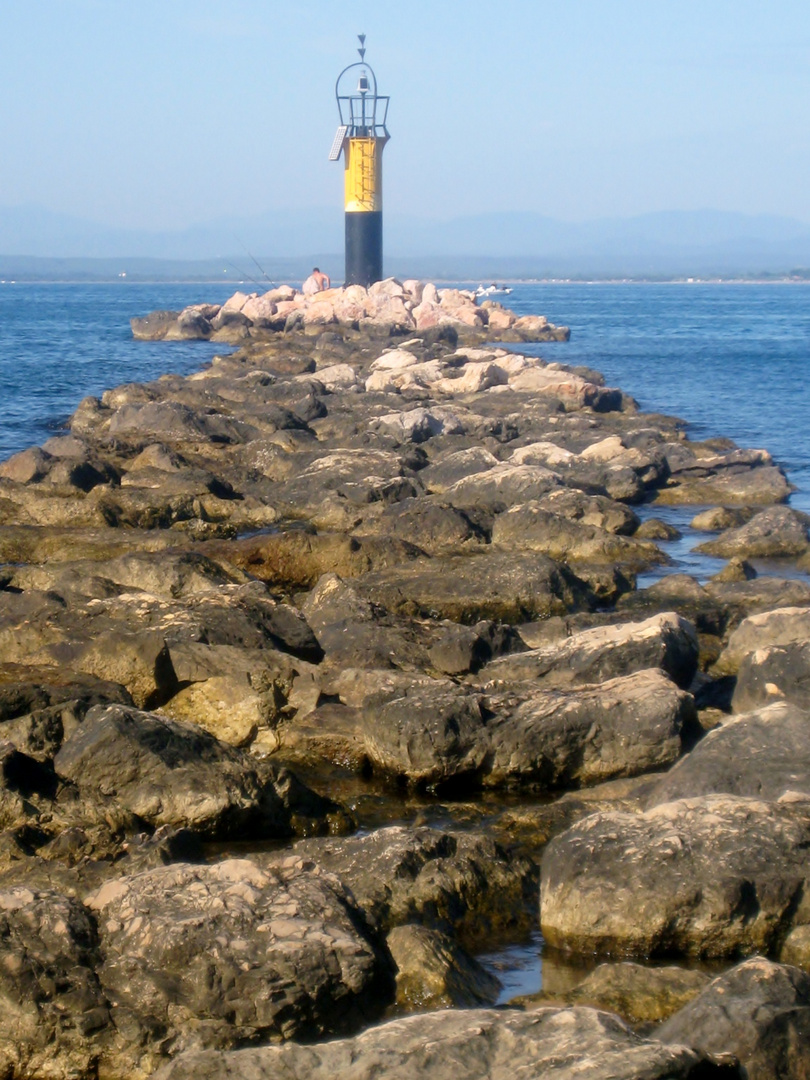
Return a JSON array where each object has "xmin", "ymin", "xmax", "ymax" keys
[{"xmin": 0, "ymin": 283, "xmax": 237, "ymax": 460}]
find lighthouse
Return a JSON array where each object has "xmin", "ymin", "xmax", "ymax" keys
[{"xmin": 330, "ymin": 35, "xmax": 390, "ymax": 288}]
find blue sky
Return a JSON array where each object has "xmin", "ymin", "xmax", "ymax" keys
[{"xmin": 1, "ymin": 0, "xmax": 809, "ymax": 228}]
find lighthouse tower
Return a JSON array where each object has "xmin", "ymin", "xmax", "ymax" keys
[{"xmin": 329, "ymin": 36, "xmax": 390, "ymax": 288}]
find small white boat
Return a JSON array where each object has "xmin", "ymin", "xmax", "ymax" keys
[{"xmin": 474, "ymin": 283, "xmax": 512, "ymax": 297}]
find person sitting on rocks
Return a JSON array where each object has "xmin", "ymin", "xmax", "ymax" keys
[{"xmin": 302, "ymin": 267, "xmax": 330, "ymax": 295}]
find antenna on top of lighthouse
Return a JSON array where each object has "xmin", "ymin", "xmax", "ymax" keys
[{"xmin": 358, "ymin": 33, "xmax": 366, "ymax": 60}]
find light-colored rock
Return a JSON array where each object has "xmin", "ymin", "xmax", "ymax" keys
[
  {"xmin": 87, "ymin": 858, "xmax": 392, "ymax": 1073},
  {"xmin": 541, "ymin": 794, "xmax": 810, "ymax": 958},
  {"xmin": 220, "ymin": 290, "xmax": 250, "ymax": 313},
  {"xmin": 151, "ymin": 1006, "xmax": 735, "ymax": 1080},
  {"xmin": 369, "ymin": 348, "xmax": 421, "ymax": 371},
  {"xmin": 479, "ymin": 612, "xmax": 698, "ymax": 690},
  {"xmin": 714, "ymin": 606, "xmax": 810, "ymax": 674}
]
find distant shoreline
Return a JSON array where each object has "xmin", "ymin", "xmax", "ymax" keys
[{"xmin": 3, "ymin": 276, "xmax": 810, "ymax": 286}]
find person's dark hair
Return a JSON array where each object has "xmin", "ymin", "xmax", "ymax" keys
[{"xmin": 313, "ymin": 267, "xmax": 320, "ymax": 273}]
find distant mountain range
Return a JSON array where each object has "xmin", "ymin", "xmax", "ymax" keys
[{"xmin": 2, "ymin": 205, "xmax": 810, "ymax": 280}]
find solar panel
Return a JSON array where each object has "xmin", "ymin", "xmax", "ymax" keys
[{"xmin": 328, "ymin": 125, "xmax": 348, "ymax": 161}]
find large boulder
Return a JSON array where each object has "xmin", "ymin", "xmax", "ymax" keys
[
  {"xmin": 0, "ymin": 663, "xmax": 133, "ymax": 759},
  {"xmin": 477, "ymin": 612, "xmax": 698, "ymax": 690},
  {"xmin": 696, "ymin": 505, "xmax": 809, "ymax": 559},
  {"xmin": 645, "ymin": 702, "xmax": 810, "ymax": 805},
  {"xmin": 357, "ymin": 550, "xmax": 595, "ymax": 624},
  {"xmin": 483, "ymin": 668, "xmax": 694, "ymax": 790},
  {"xmin": 53, "ymin": 704, "xmax": 339, "ymax": 839},
  {"xmin": 732, "ymin": 641, "xmax": 810, "ymax": 713},
  {"xmin": 0, "ymin": 886, "xmax": 112, "ymax": 1080},
  {"xmin": 262, "ymin": 826, "xmax": 537, "ymax": 949},
  {"xmin": 541, "ymin": 794, "xmax": 810, "ymax": 959},
  {"xmin": 86, "ymin": 858, "xmax": 394, "ymax": 1074},
  {"xmin": 658, "ymin": 957, "xmax": 810, "ymax": 1080},
  {"xmin": 490, "ymin": 502, "xmax": 663, "ymax": 567},
  {"xmin": 280, "ymin": 667, "xmax": 690, "ymax": 791},
  {"xmin": 714, "ymin": 606, "xmax": 810, "ymax": 674},
  {"xmin": 151, "ymin": 1006, "xmax": 741, "ymax": 1080},
  {"xmin": 653, "ymin": 446, "xmax": 791, "ymax": 506}
]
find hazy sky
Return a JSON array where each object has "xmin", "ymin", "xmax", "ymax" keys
[{"xmin": 1, "ymin": 0, "xmax": 809, "ymax": 229}]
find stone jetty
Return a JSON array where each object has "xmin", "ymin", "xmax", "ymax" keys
[{"xmin": 0, "ymin": 279, "xmax": 809, "ymax": 1078}]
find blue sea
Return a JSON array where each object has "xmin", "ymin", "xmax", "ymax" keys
[{"xmin": 1, "ymin": 281, "xmax": 809, "ymax": 579}]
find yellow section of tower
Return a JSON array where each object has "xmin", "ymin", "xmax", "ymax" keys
[{"xmin": 344, "ymin": 137, "xmax": 382, "ymax": 213}]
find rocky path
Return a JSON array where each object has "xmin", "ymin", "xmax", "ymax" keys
[{"xmin": 1, "ymin": 279, "xmax": 810, "ymax": 1078}]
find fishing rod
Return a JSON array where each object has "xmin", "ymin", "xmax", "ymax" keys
[
  {"xmin": 221, "ymin": 257, "xmax": 265, "ymax": 289},
  {"xmin": 233, "ymin": 236, "xmax": 275, "ymax": 287}
]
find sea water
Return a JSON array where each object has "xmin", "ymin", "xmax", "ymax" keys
[{"xmin": 0, "ymin": 282, "xmax": 238, "ymax": 461}]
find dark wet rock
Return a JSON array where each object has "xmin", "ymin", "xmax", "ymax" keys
[
  {"xmin": 298, "ymin": 573, "xmax": 431, "ymax": 671},
  {"xmin": 387, "ymin": 924, "xmax": 501, "ymax": 1009},
  {"xmin": 691, "ymin": 506, "xmax": 752, "ymax": 532},
  {"xmin": 490, "ymin": 502, "xmax": 664, "ymax": 566},
  {"xmin": 696, "ymin": 505, "xmax": 810, "ymax": 559},
  {"xmin": 645, "ymin": 702, "xmax": 810, "ymax": 805},
  {"xmin": 356, "ymin": 675, "xmax": 487, "ymax": 786},
  {"xmin": 619, "ymin": 573, "xmax": 810, "ymax": 642},
  {"xmin": 106, "ymin": 400, "xmax": 260, "ymax": 446},
  {"xmin": 617, "ymin": 574, "xmax": 726, "ymax": 636},
  {"xmin": 482, "ymin": 668, "xmax": 693, "ymax": 790},
  {"xmin": 706, "ymin": 577, "xmax": 810, "ymax": 631},
  {"xmin": 546, "ymin": 961, "xmax": 711, "ymax": 1025},
  {"xmin": 357, "ymin": 550, "xmax": 596, "ymax": 624},
  {"xmin": 541, "ymin": 794, "xmax": 810, "ymax": 959},
  {"xmin": 354, "ymin": 497, "xmax": 490, "ymax": 554},
  {"xmin": 0, "ymin": 578, "xmax": 323, "ymax": 710},
  {"xmin": 0, "ymin": 886, "xmax": 113, "ymax": 1080},
  {"xmin": 653, "ymin": 445, "xmax": 791, "ymax": 506},
  {"xmin": 476, "ymin": 612, "xmax": 698, "ymax": 691},
  {"xmin": 438, "ymin": 462, "xmax": 564, "ymax": 513},
  {"xmin": 0, "ymin": 739, "xmax": 61, "ymax": 831},
  {"xmin": 536, "ymin": 486, "xmax": 641, "ymax": 534},
  {"xmin": 85, "ymin": 858, "xmax": 394, "ymax": 1075},
  {"xmin": 427, "ymin": 619, "xmax": 526, "ymax": 676},
  {"xmin": 419, "ymin": 446, "xmax": 500, "ymax": 492},
  {"xmin": 151, "ymin": 1006, "xmax": 741, "ymax": 1080},
  {"xmin": 733, "ymin": 641, "xmax": 810, "ymax": 713},
  {"xmin": 658, "ymin": 957, "xmax": 810, "ymax": 1080},
  {"xmin": 0, "ymin": 664, "xmax": 133, "ymax": 759},
  {"xmin": 210, "ymin": 530, "xmax": 424, "ymax": 590},
  {"xmin": 281, "ymin": 665, "xmax": 690, "ymax": 791},
  {"xmin": 53, "ymin": 703, "xmax": 341, "ymax": 839},
  {"xmin": 130, "ymin": 309, "xmax": 181, "ymax": 340},
  {"xmin": 262, "ymin": 826, "xmax": 537, "ymax": 949},
  {"xmin": 709, "ymin": 556, "xmax": 757, "ymax": 583}
]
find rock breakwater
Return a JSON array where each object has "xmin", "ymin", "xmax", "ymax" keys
[
  {"xmin": 0, "ymin": 281, "xmax": 809, "ymax": 1077},
  {"xmin": 130, "ymin": 279, "xmax": 572, "ymax": 345}
]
